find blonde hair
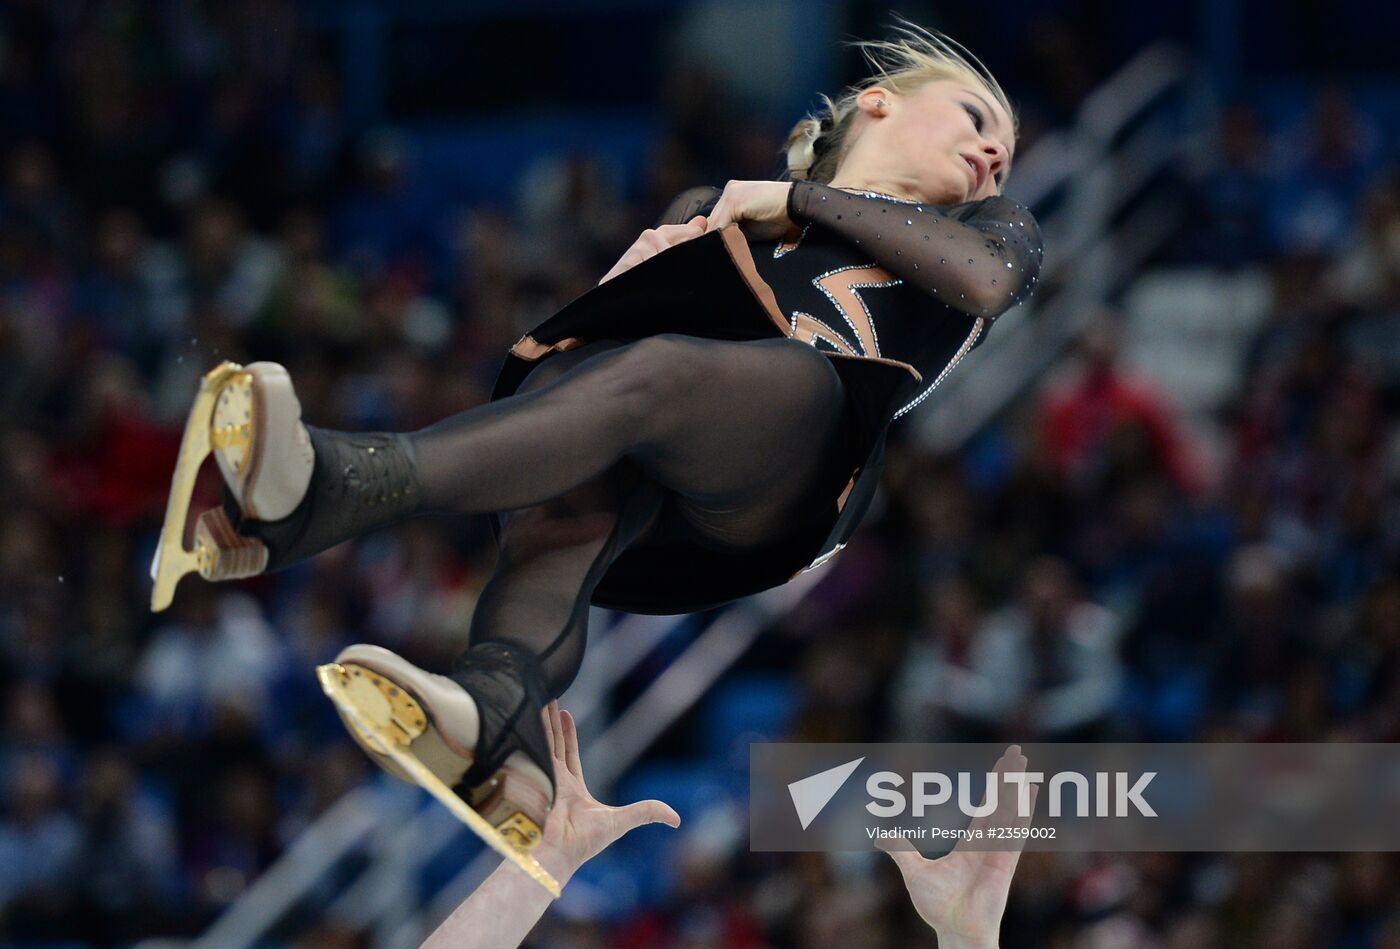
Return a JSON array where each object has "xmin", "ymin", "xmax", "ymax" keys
[{"xmin": 785, "ymin": 18, "xmax": 1017, "ymax": 184}]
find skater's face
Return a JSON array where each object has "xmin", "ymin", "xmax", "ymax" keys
[{"xmin": 839, "ymin": 79, "xmax": 1014, "ymax": 204}]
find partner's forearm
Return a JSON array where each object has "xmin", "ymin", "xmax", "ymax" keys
[
  {"xmin": 420, "ymin": 851, "xmax": 572, "ymax": 949},
  {"xmin": 935, "ymin": 934, "xmax": 999, "ymax": 949}
]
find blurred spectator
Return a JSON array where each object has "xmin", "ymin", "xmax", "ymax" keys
[
  {"xmin": 1040, "ymin": 320, "xmax": 1208, "ymax": 497},
  {"xmin": 1, "ymin": 679, "xmax": 80, "ymax": 804},
  {"xmin": 1190, "ymin": 103, "xmax": 1273, "ymax": 267},
  {"xmin": 946, "ymin": 557, "xmax": 1123, "ymax": 739},
  {"xmin": 892, "ymin": 575, "xmax": 988, "ymax": 740},
  {"xmin": 1267, "ymin": 83, "xmax": 1384, "ymax": 254},
  {"xmin": 1327, "ymin": 174, "xmax": 1400, "ymax": 311},
  {"xmin": 332, "ymin": 130, "xmax": 444, "ymax": 285},
  {"xmin": 179, "ymin": 196, "xmax": 283, "ymax": 331},
  {"xmin": 64, "ymin": 749, "xmax": 181, "ymax": 940},
  {"xmin": 1207, "ymin": 545, "xmax": 1319, "ymax": 738},
  {"xmin": 186, "ymin": 765, "xmax": 281, "ymax": 912},
  {"xmin": 0, "ymin": 755, "xmax": 78, "ymax": 909},
  {"xmin": 135, "ymin": 588, "xmax": 283, "ymax": 738}
]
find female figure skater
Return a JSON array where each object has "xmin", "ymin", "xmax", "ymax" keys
[{"xmin": 150, "ymin": 22, "xmax": 1041, "ymax": 879}]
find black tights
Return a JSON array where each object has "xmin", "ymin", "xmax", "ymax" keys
[
  {"xmin": 414, "ymin": 334, "xmax": 851, "ymax": 696},
  {"xmin": 305, "ymin": 335, "xmax": 851, "ymax": 696}
]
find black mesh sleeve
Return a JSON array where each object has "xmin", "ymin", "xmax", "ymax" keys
[
  {"xmin": 787, "ymin": 181, "xmax": 1044, "ymax": 320},
  {"xmin": 654, "ymin": 186, "xmax": 722, "ymax": 227}
]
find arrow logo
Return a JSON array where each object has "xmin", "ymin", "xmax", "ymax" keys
[{"xmin": 788, "ymin": 757, "xmax": 864, "ymax": 830}]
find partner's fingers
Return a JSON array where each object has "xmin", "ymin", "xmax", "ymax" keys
[
  {"xmin": 614, "ymin": 798, "xmax": 681, "ymax": 831},
  {"xmin": 961, "ymin": 744, "xmax": 1034, "ymax": 845},
  {"xmin": 707, "ymin": 180, "xmax": 790, "ymax": 231},
  {"xmin": 544, "ymin": 701, "xmax": 565, "ymax": 762},
  {"xmin": 988, "ymin": 782, "xmax": 1040, "ymax": 877},
  {"xmin": 651, "ymin": 220, "xmax": 706, "ymax": 247},
  {"xmin": 600, "ymin": 215, "xmax": 709, "ymax": 285},
  {"xmin": 560, "ymin": 709, "xmax": 584, "ymax": 781},
  {"xmin": 657, "ymin": 219, "xmax": 706, "ymax": 235}
]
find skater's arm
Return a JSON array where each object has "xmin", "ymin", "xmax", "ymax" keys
[
  {"xmin": 422, "ymin": 703, "xmax": 679, "ymax": 949},
  {"xmin": 786, "ymin": 181, "xmax": 1043, "ymax": 319},
  {"xmin": 704, "ymin": 179, "xmax": 1043, "ymax": 319}
]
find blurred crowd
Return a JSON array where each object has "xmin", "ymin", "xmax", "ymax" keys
[{"xmin": 1, "ymin": 1, "xmax": 1399, "ymax": 947}]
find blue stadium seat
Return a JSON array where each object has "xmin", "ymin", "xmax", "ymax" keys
[{"xmin": 699, "ymin": 675, "xmax": 799, "ymax": 767}]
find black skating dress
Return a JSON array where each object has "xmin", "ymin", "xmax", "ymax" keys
[{"xmin": 491, "ymin": 181, "xmax": 1044, "ymax": 612}]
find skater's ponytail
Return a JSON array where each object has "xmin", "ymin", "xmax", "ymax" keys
[
  {"xmin": 784, "ymin": 15, "xmax": 1018, "ymax": 184},
  {"xmin": 784, "ymin": 101, "xmax": 846, "ymax": 183}
]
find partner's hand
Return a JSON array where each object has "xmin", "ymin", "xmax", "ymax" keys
[
  {"xmin": 878, "ymin": 745, "xmax": 1037, "ymax": 949},
  {"xmin": 705, "ymin": 180, "xmax": 796, "ymax": 241},
  {"xmin": 532, "ymin": 701, "xmax": 681, "ymax": 885},
  {"xmin": 420, "ymin": 703, "xmax": 677, "ymax": 949},
  {"xmin": 598, "ymin": 216, "xmax": 708, "ymax": 285}
]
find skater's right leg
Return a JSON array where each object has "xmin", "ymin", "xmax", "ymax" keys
[
  {"xmin": 202, "ymin": 342, "xmax": 635, "ymax": 579},
  {"xmin": 149, "ymin": 358, "xmax": 425, "ymax": 597},
  {"xmin": 189, "ymin": 333, "xmax": 845, "ymax": 585}
]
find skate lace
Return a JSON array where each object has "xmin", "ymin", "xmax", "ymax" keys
[
  {"xmin": 318, "ymin": 429, "xmax": 420, "ymax": 512},
  {"xmin": 449, "ymin": 642, "xmax": 553, "ymax": 795},
  {"xmin": 229, "ymin": 426, "xmax": 423, "ymax": 570}
]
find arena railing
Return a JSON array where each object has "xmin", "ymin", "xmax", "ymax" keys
[{"xmin": 157, "ymin": 41, "xmax": 1210, "ymax": 949}]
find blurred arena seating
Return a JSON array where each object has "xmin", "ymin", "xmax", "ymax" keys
[{"xmin": 2, "ymin": 2, "xmax": 1399, "ymax": 947}]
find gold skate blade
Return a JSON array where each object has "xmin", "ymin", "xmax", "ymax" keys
[
  {"xmin": 150, "ymin": 361, "xmax": 246, "ymax": 612},
  {"xmin": 315, "ymin": 662, "xmax": 562, "ymax": 898}
]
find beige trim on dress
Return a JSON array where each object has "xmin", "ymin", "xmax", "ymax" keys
[
  {"xmin": 718, "ymin": 226, "xmax": 790, "ymax": 336},
  {"xmin": 510, "ymin": 334, "xmax": 584, "ymax": 361},
  {"xmin": 823, "ymin": 350, "xmax": 922, "ymax": 383},
  {"xmin": 836, "ymin": 472, "xmax": 860, "ymax": 512}
]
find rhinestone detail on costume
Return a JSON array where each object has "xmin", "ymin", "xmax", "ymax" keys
[
  {"xmin": 811, "ymin": 263, "xmax": 900, "ymax": 358},
  {"xmin": 892, "ymin": 317, "xmax": 986, "ymax": 420},
  {"xmin": 772, "ymin": 224, "xmax": 811, "ymax": 259}
]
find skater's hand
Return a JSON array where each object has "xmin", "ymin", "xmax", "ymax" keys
[
  {"xmin": 705, "ymin": 180, "xmax": 796, "ymax": 241},
  {"xmin": 598, "ymin": 216, "xmax": 709, "ymax": 285},
  {"xmin": 878, "ymin": 746, "xmax": 1037, "ymax": 949},
  {"xmin": 533, "ymin": 701, "xmax": 680, "ymax": 884}
]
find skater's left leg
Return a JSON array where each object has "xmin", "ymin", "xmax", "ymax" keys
[
  {"xmin": 329, "ymin": 467, "xmax": 660, "ymax": 859},
  {"xmin": 387, "ymin": 360, "xmax": 666, "ymax": 797},
  {"xmin": 467, "ymin": 463, "xmax": 663, "ymax": 699},
  {"xmin": 325, "ymin": 386, "xmax": 662, "ymax": 874}
]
